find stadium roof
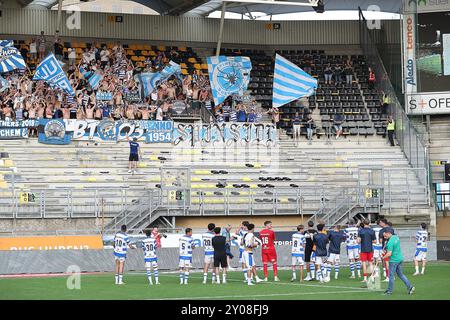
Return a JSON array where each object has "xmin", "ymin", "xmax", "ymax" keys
[{"xmin": 24, "ymin": 0, "xmax": 403, "ymax": 16}]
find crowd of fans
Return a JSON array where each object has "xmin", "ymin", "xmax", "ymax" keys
[{"xmin": 1, "ymin": 33, "xmax": 265, "ymax": 126}]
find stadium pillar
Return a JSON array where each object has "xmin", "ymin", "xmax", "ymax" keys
[
  {"xmin": 56, "ymin": 0, "xmax": 64, "ymax": 32},
  {"xmin": 215, "ymin": 2, "xmax": 227, "ymax": 56}
]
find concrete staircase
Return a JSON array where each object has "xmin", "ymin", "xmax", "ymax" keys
[{"xmin": 0, "ymin": 131, "xmax": 432, "ymax": 231}]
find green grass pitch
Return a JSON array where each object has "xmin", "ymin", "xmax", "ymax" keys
[{"xmin": 1, "ymin": 262, "xmax": 450, "ymax": 300}]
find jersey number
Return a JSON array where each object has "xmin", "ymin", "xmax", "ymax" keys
[
  {"xmin": 204, "ymin": 239, "xmax": 211, "ymax": 246},
  {"xmin": 115, "ymin": 239, "xmax": 123, "ymax": 247},
  {"xmin": 146, "ymin": 244, "xmax": 154, "ymax": 251}
]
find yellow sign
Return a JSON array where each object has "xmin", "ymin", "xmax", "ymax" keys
[{"xmin": 0, "ymin": 235, "xmax": 104, "ymax": 251}]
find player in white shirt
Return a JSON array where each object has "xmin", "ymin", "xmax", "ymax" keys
[
  {"xmin": 179, "ymin": 228, "xmax": 195, "ymax": 285},
  {"xmin": 231, "ymin": 221, "xmax": 249, "ymax": 282},
  {"xmin": 113, "ymin": 225, "xmax": 133, "ymax": 285},
  {"xmin": 242, "ymin": 223, "xmax": 263, "ymax": 286},
  {"xmin": 291, "ymin": 225, "xmax": 306, "ymax": 282},
  {"xmin": 344, "ymin": 221, "xmax": 361, "ymax": 279},
  {"xmin": 414, "ymin": 223, "xmax": 429, "ymax": 276},
  {"xmin": 202, "ymin": 223, "xmax": 216, "ymax": 284},
  {"xmin": 372, "ymin": 225, "xmax": 383, "ymax": 277},
  {"xmin": 142, "ymin": 230, "xmax": 159, "ymax": 285}
]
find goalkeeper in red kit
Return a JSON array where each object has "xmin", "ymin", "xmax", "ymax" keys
[{"xmin": 259, "ymin": 221, "xmax": 280, "ymax": 282}]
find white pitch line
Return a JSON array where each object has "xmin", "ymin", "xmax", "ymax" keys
[{"xmin": 147, "ymin": 290, "xmax": 375, "ymax": 300}]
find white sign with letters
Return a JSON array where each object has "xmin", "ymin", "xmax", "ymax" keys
[{"xmin": 406, "ymin": 92, "xmax": 450, "ymax": 114}]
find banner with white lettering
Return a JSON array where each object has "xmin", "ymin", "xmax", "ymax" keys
[{"xmin": 0, "ymin": 120, "xmax": 37, "ymax": 140}]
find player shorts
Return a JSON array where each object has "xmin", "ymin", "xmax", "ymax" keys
[
  {"xmin": 347, "ymin": 247, "xmax": 360, "ymax": 260},
  {"xmin": 129, "ymin": 153, "xmax": 139, "ymax": 162},
  {"xmin": 304, "ymin": 246, "xmax": 313, "ymax": 263},
  {"xmin": 327, "ymin": 253, "xmax": 340, "ymax": 264},
  {"xmin": 414, "ymin": 249, "xmax": 427, "ymax": 261},
  {"xmin": 360, "ymin": 252, "xmax": 374, "ymax": 262},
  {"xmin": 204, "ymin": 254, "xmax": 214, "ymax": 265},
  {"xmin": 145, "ymin": 257, "xmax": 158, "ymax": 268},
  {"xmin": 214, "ymin": 254, "xmax": 228, "ymax": 268},
  {"xmin": 373, "ymin": 247, "xmax": 382, "ymax": 260},
  {"xmin": 291, "ymin": 253, "xmax": 304, "ymax": 266},
  {"xmin": 179, "ymin": 257, "xmax": 192, "ymax": 268},
  {"xmin": 239, "ymin": 249, "xmax": 245, "ymax": 263},
  {"xmin": 315, "ymin": 256, "xmax": 327, "ymax": 265},
  {"xmin": 262, "ymin": 249, "xmax": 277, "ymax": 264},
  {"xmin": 242, "ymin": 251, "xmax": 255, "ymax": 269},
  {"xmin": 114, "ymin": 252, "xmax": 126, "ymax": 262}
]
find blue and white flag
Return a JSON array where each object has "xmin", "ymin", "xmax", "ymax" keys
[
  {"xmin": 135, "ymin": 61, "xmax": 182, "ymax": 97},
  {"xmin": 272, "ymin": 54, "xmax": 317, "ymax": 108},
  {"xmin": 135, "ymin": 72, "xmax": 158, "ymax": 97},
  {"xmin": 0, "ymin": 40, "xmax": 14, "ymax": 47},
  {"xmin": 207, "ymin": 56, "xmax": 252, "ymax": 106},
  {"xmin": 33, "ymin": 53, "xmax": 75, "ymax": 96},
  {"xmin": 0, "ymin": 75, "xmax": 9, "ymax": 93},
  {"xmin": 80, "ymin": 67, "xmax": 103, "ymax": 90},
  {"xmin": 0, "ymin": 40, "xmax": 27, "ymax": 73}
]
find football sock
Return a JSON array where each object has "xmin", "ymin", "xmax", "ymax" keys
[
  {"xmin": 273, "ymin": 263, "xmax": 278, "ymax": 277},
  {"xmin": 421, "ymin": 266, "xmax": 425, "ymax": 274},
  {"xmin": 146, "ymin": 268, "xmax": 152, "ymax": 283},
  {"xmin": 263, "ymin": 264, "xmax": 268, "ymax": 278},
  {"xmin": 335, "ymin": 264, "xmax": 340, "ymax": 278},
  {"xmin": 212, "ymin": 272, "xmax": 216, "ymax": 282},
  {"xmin": 203, "ymin": 273, "xmax": 207, "ymax": 282},
  {"xmin": 292, "ymin": 270, "xmax": 297, "ymax": 279},
  {"xmin": 154, "ymin": 268, "xmax": 159, "ymax": 283},
  {"xmin": 350, "ymin": 262, "xmax": 355, "ymax": 275},
  {"xmin": 118, "ymin": 274, "xmax": 123, "ymax": 283},
  {"xmin": 357, "ymin": 261, "xmax": 361, "ymax": 276},
  {"xmin": 415, "ymin": 266, "xmax": 419, "ymax": 273},
  {"xmin": 184, "ymin": 271, "xmax": 189, "ymax": 284},
  {"xmin": 115, "ymin": 274, "xmax": 119, "ymax": 284},
  {"xmin": 223, "ymin": 274, "xmax": 227, "ymax": 282},
  {"xmin": 243, "ymin": 269, "xmax": 248, "ymax": 280},
  {"xmin": 310, "ymin": 263, "xmax": 315, "ymax": 278},
  {"xmin": 180, "ymin": 272, "xmax": 184, "ymax": 283},
  {"xmin": 327, "ymin": 264, "xmax": 332, "ymax": 277}
]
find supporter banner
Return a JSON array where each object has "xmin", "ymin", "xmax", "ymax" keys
[
  {"xmin": 207, "ymin": 56, "xmax": 252, "ymax": 106},
  {"xmin": 145, "ymin": 121, "xmax": 173, "ymax": 143},
  {"xmin": 0, "ymin": 120, "xmax": 37, "ymax": 140},
  {"xmin": 49, "ymin": 120, "xmax": 174, "ymax": 143},
  {"xmin": 38, "ymin": 119, "xmax": 71, "ymax": 145},
  {"xmin": 0, "ymin": 235, "xmax": 104, "ymax": 251},
  {"xmin": 124, "ymin": 91, "xmax": 141, "ymax": 103},
  {"xmin": 172, "ymin": 123, "xmax": 277, "ymax": 146},
  {"xmin": 406, "ymin": 92, "xmax": 450, "ymax": 114},
  {"xmin": 96, "ymin": 91, "xmax": 113, "ymax": 100}
]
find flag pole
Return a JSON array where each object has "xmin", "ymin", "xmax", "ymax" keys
[{"xmin": 215, "ymin": 2, "xmax": 227, "ymax": 57}]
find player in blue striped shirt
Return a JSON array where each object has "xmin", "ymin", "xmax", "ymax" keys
[
  {"xmin": 113, "ymin": 224, "xmax": 133, "ymax": 285},
  {"xmin": 413, "ymin": 223, "xmax": 429, "ymax": 276}
]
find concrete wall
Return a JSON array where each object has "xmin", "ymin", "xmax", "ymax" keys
[
  {"xmin": 0, "ymin": 239, "xmax": 437, "ymax": 274},
  {"xmin": 0, "ymin": 8, "xmax": 401, "ymax": 46}
]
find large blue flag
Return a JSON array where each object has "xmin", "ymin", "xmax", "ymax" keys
[
  {"xmin": 79, "ymin": 66, "xmax": 103, "ymax": 90},
  {"xmin": 206, "ymin": 56, "xmax": 252, "ymax": 106},
  {"xmin": 136, "ymin": 61, "xmax": 182, "ymax": 97},
  {"xmin": 0, "ymin": 40, "xmax": 27, "ymax": 73},
  {"xmin": 33, "ymin": 53, "xmax": 75, "ymax": 96},
  {"xmin": 272, "ymin": 54, "xmax": 317, "ymax": 108}
]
